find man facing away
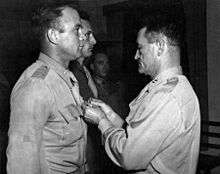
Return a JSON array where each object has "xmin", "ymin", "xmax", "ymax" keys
[
  {"xmin": 7, "ymin": 3, "xmax": 89, "ymax": 174},
  {"xmin": 83, "ymin": 14, "xmax": 201, "ymax": 174}
]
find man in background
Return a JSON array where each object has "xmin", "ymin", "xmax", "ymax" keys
[
  {"xmin": 69, "ymin": 14, "xmax": 97, "ymax": 101},
  {"xmin": 90, "ymin": 51, "xmax": 128, "ymax": 118},
  {"xmin": 68, "ymin": 14, "xmax": 99, "ymax": 174},
  {"xmin": 90, "ymin": 51, "xmax": 128, "ymax": 174}
]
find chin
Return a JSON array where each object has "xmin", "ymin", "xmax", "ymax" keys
[
  {"xmin": 87, "ymin": 52, "xmax": 92, "ymax": 57},
  {"xmin": 74, "ymin": 51, "xmax": 82, "ymax": 59},
  {"xmin": 138, "ymin": 67, "xmax": 145, "ymax": 74},
  {"xmin": 83, "ymin": 52, "xmax": 92, "ymax": 58}
]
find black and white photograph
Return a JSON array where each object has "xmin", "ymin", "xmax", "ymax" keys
[{"xmin": 0, "ymin": 0, "xmax": 219, "ymax": 174}]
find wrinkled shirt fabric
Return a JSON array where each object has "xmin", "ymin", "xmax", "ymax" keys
[
  {"xmin": 7, "ymin": 53, "xmax": 87, "ymax": 174},
  {"xmin": 98, "ymin": 66, "xmax": 200, "ymax": 174}
]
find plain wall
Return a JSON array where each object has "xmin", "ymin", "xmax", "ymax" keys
[
  {"xmin": 207, "ymin": 1, "xmax": 220, "ymax": 173},
  {"xmin": 207, "ymin": 0, "xmax": 220, "ymax": 122}
]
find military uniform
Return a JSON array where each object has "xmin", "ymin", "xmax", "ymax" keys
[
  {"xmin": 7, "ymin": 53, "xmax": 87, "ymax": 174},
  {"xmin": 98, "ymin": 66, "xmax": 201, "ymax": 174}
]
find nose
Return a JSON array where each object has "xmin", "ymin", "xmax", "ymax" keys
[
  {"xmin": 134, "ymin": 50, "xmax": 140, "ymax": 60},
  {"xmin": 90, "ymin": 34, "xmax": 96, "ymax": 45}
]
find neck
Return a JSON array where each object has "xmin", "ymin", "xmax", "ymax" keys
[
  {"xmin": 156, "ymin": 49, "xmax": 180, "ymax": 78},
  {"xmin": 158, "ymin": 64, "xmax": 179, "ymax": 76},
  {"xmin": 77, "ymin": 56, "xmax": 85, "ymax": 66},
  {"xmin": 41, "ymin": 48, "xmax": 69, "ymax": 69},
  {"xmin": 154, "ymin": 65, "xmax": 182, "ymax": 82}
]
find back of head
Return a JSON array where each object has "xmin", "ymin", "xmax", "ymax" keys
[
  {"xmin": 141, "ymin": 14, "xmax": 184, "ymax": 48},
  {"xmin": 31, "ymin": 2, "xmax": 80, "ymax": 47}
]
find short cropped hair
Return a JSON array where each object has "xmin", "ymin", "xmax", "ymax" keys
[
  {"xmin": 141, "ymin": 14, "xmax": 184, "ymax": 47},
  {"xmin": 31, "ymin": 2, "xmax": 79, "ymax": 41}
]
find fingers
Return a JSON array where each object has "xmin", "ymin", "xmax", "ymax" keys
[
  {"xmin": 88, "ymin": 100, "xmax": 103, "ymax": 107},
  {"xmin": 70, "ymin": 105, "xmax": 83, "ymax": 116},
  {"xmin": 90, "ymin": 100, "xmax": 102, "ymax": 105},
  {"xmin": 83, "ymin": 106, "xmax": 105, "ymax": 125},
  {"xmin": 89, "ymin": 98, "xmax": 103, "ymax": 103}
]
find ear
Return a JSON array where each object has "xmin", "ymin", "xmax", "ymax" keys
[
  {"xmin": 155, "ymin": 38, "xmax": 166, "ymax": 57},
  {"xmin": 47, "ymin": 28, "xmax": 59, "ymax": 44}
]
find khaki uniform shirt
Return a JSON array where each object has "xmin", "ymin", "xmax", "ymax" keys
[
  {"xmin": 98, "ymin": 66, "xmax": 200, "ymax": 174},
  {"xmin": 7, "ymin": 53, "xmax": 87, "ymax": 174}
]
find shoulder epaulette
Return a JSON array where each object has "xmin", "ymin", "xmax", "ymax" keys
[
  {"xmin": 161, "ymin": 77, "xmax": 178, "ymax": 92},
  {"xmin": 165, "ymin": 77, "xmax": 179, "ymax": 86},
  {"xmin": 153, "ymin": 77, "xmax": 178, "ymax": 95},
  {"xmin": 31, "ymin": 65, "xmax": 49, "ymax": 79}
]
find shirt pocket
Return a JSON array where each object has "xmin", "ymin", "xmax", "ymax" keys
[{"xmin": 58, "ymin": 104, "xmax": 85, "ymax": 144}]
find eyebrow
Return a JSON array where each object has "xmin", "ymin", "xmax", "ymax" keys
[
  {"xmin": 74, "ymin": 23, "xmax": 82, "ymax": 29},
  {"xmin": 86, "ymin": 30, "xmax": 92, "ymax": 34}
]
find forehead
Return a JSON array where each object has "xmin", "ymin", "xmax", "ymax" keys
[
  {"xmin": 81, "ymin": 20, "xmax": 92, "ymax": 32},
  {"xmin": 94, "ymin": 53, "xmax": 108, "ymax": 62},
  {"xmin": 60, "ymin": 7, "xmax": 80, "ymax": 26},
  {"xmin": 137, "ymin": 27, "xmax": 148, "ymax": 45}
]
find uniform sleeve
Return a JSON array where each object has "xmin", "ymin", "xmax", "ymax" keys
[
  {"xmin": 99, "ymin": 92, "xmax": 182, "ymax": 171},
  {"xmin": 7, "ymin": 79, "xmax": 53, "ymax": 174}
]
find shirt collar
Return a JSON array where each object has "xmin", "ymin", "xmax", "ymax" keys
[
  {"xmin": 75, "ymin": 61, "xmax": 85, "ymax": 71},
  {"xmin": 38, "ymin": 52, "xmax": 75, "ymax": 81},
  {"xmin": 154, "ymin": 66, "xmax": 182, "ymax": 83},
  {"xmin": 129, "ymin": 66, "xmax": 182, "ymax": 110},
  {"xmin": 146, "ymin": 66, "xmax": 182, "ymax": 90}
]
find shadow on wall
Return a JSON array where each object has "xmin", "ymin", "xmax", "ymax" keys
[
  {"xmin": 0, "ymin": 2, "xmax": 41, "ymax": 174},
  {"xmin": 0, "ymin": 72, "xmax": 10, "ymax": 174},
  {"xmin": 0, "ymin": 19, "xmax": 39, "ymax": 87}
]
